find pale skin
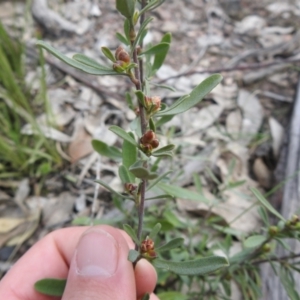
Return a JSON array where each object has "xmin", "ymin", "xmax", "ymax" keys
[{"xmin": 0, "ymin": 225, "xmax": 159, "ymax": 300}]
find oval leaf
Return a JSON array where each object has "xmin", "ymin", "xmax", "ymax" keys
[
  {"xmin": 129, "ymin": 167, "xmax": 158, "ymax": 180},
  {"xmin": 36, "ymin": 41, "xmax": 121, "ymax": 76},
  {"xmin": 141, "ymin": 294, "xmax": 150, "ymax": 300},
  {"xmin": 119, "ymin": 165, "xmax": 133, "ymax": 184},
  {"xmin": 95, "ymin": 179, "xmax": 131, "ymax": 199},
  {"xmin": 156, "ymin": 74, "xmax": 222, "ymax": 116},
  {"xmin": 122, "ymin": 134, "xmax": 137, "ymax": 182},
  {"xmin": 156, "ymin": 237, "xmax": 184, "ymax": 253},
  {"xmin": 152, "ymin": 32, "xmax": 172, "ymax": 75},
  {"xmin": 101, "ymin": 47, "xmax": 116, "ymax": 62},
  {"xmin": 128, "ymin": 249, "xmax": 140, "ymax": 262},
  {"xmin": 116, "ymin": 32, "xmax": 130, "ymax": 45},
  {"xmin": 92, "ymin": 140, "xmax": 122, "ymax": 160},
  {"xmin": 251, "ymin": 187, "xmax": 285, "ymax": 221},
  {"xmin": 35, "ymin": 278, "xmax": 66, "ymax": 296},
  {"xmin": 123, "ymin": 224, "xmax": 140, "ymax": 245},
  {"xmin": 147, "ymin": 171, "xmax": 172, "ymax": 191},
  {"xmin": 157, "ymin": 292, "xmax": 187, "ymax": 300},
  {"xmin": 149, "ymin": 223, "xmax": 162, "ymax": 239},
  {"xmin": 139, "ymin": 43, "xmax": 170, "ymax": 56},
  {"xmin": 145, "ymin": 194, "xmax": 173, "ymax": 201},
  {"xmin": 158, "ymin": 182, "xmax": 209, "ymax": 204},
  {"xmin": 116, "ymin": 0, "xmax": 135, "ymax": 19},
  {"xmin": 244, "ymin": 235, "xmax": 266, "ymax": 248},
  {"xmin": 152, "ymin": 255, "xmax": 229, "ymax": 276},
  {"xmin": 72, "ymin": 53, "xmax": 112, "ymax": 70},
  {"xmin": 152, "ymin": 144, "xmax": 175, "ymax": 155},
  {"xmin": 109, "ymin": 125, "xmax": 137, "ymax": 146}
]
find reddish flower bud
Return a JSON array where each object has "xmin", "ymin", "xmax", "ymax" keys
[
  {"xmin": 124, "ymin": 183, "xmax": 137, "ymax": 194},
  {"xmin": 141, "ymin": 130, "xmax": 156, "ymax": 145},
  {"xmin": 144, "ymin": 96, "xmax": 161, "ymax": 115},
  {"xmin": 140, "ymin": 238, "xmax": 157, "ymax": 259},
  {"xmin": 115, "ymin": 46, "xmax": 130, "ymax": 63},
  {"xmin": 115, "ymin": 46, "xmax": 124, "ymax": 59},
  {"xmin": 151, "ymin": 96, "xmax": 161, "ymax": 111},
  {"xmin": 151, "ymin": 139, "xmax": 159, "ymax": 149}
]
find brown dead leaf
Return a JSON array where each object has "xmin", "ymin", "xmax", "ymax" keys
[
  {"xmin": 68, "ymin": 118, "xmax": 93, "ymax": 163},
  {"xmin": 253, "ymin": 157, "xmax": 272, "ymax": 189},
  {"xmin": 0, "ymin": 210, "xmax": 40, "ymax": 248}
]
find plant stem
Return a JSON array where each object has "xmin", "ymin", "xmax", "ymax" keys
[{"xmin": 132, "ymin": 0, "xmax": 148, "ymax": 243}]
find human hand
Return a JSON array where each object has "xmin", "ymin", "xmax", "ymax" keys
[{"xmin": 0, "ymin": 225, "xmax": 158, "ymax": 299}]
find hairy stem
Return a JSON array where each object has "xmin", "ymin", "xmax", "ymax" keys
[{"xmin": 131, "ymin": 0, "xmax": 148, "ymax": 244}]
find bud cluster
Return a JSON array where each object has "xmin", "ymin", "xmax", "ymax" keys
[
  {"xmin": 140, "ymin": 130, "xmax": 159, "ymax": 155},
  {"xmin": 113, "ymin": 46, "xmax": 131, "ymax": 72},
  {"xmin": 285, "ymin": 214, "xmax": 300, "ymax": 228},
  {"xmin": 144, "ymin": 95, "xmax": 161, "ymax": 115},
  {"xmin": 124, "ymin": 183, "xmax": 138, "ymax": 195},
  {"xmin": 140, "ymin": 237, "xmax": 157, "ymax": 259}
]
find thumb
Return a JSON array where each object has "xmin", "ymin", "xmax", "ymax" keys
[{"xmin": 62, "ymin": 225, "xmax": 136, "ymax": 300}]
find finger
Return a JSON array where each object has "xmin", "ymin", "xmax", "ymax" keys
[
  {"xmin": 0, "ymin": 226, "xmax": 87, "ymax": 300},
  {"xmin": 62, "ymin": 226, "xmax": 136, "ymax": 300},
  {"xmin": 0, "ymin": 225, "xmax": 158, "ymax": 300},
  {"xmin": 135, "ymin": 259, "xmax": 157, "ymax": 298}
]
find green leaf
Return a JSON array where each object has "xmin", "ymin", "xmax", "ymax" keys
[
  {"xmin": 157, "ymin": 292, "xmax": 187, "ymax": 300},
  {"xmin": 128, "ymin": 249, "xmax": 140, "ymax": 262},
  {"xmin": 151, "ymin": 33, "xmax": 171, "ymax": 75},
  {"xmin": 116, "ymin": 32, "xmax": 130, "ymax": 45},
  {"xmin": 145, "ymin": 194, "xmax": 173, "ymax": 201},
  {"xmin": 279, "ymin": 266, "xmax": 300, "ymax": 300},
  {"xmin": 149, "ymin": 223, "xmax": 161, "ymax": 239},
  {"xmin": 193, "ymin": 172, "xmax": 203, "ymax": 194},
  {"xmin": 141, "ymin": 293, "xmax": 150, "ymax": 300},
  {"xmin": 157, "ymin": 182, "xmax": 210, "ymax": 204},
  {"xmin": 124, "ymin": 19, "xmax": 131, "ymax": 43},
  {"xmin": 101, "ymin": 47, "xmax": 116, "ymax": 62},
  {"xmin": 156, "ymin": 74, "xmax": 222, "ymax": 116},
  {"xmin": 119, "ymin": 165, "xmax": 132, "ymax": 184},
  {"xmin": 129, "ymin": 166, "xmax": 158, "ymax": 180},
  {"xmin": 139, "ymin": 0, "xmax": 167, "ymax": 18},
  {"xmin": 152, "ymin": 255, "xmax": 229, "ymax": 276},
  {"xmin": 135, "ymin": 90, "xmax": 146, "ymax": 107},
  {"xmin": 34, "ymin": 278, "xmax": 66, "ymax": 296},
  {"xmin": 155, "ymin": 115, "xmax": 174, "ymax": 128},
  {"xmin": 151, "ymin": 152, "xmax": 173, "ymax": 158},
  {"xmin": 36, "ymin": 41, "xmax": 121, "ymax": 76},
  {"xmin": 244, "ymin": 235, "xmax": 266, "ymax": 248},
  {"xmin": 150, "ymin": 82, "xmax": 176, "ymax": 92},
  {"xmin": 72, "ymin": 54, "xmax": 111, "ymax": 70},
  {"xmin": 123, "ymin": 224, "xmax": 140, "ymax": 245},
  {"xmin": 140, "ymin": 43, "xmax": 170, "ymax": 56},
  {"xmin": 156, "ymin": 237, "xmax": 184, "ymax": 253},
  {"xmin": 92, "ymin": 140, "xmax": 122, "ymax": 160},
  {"xmin": 122, "ymin": 133, "xmax": 137, "ymax": 182},
  {"xmin": 152, "ymin": 144, "xmax": 175, "ymax": 155},
  {"xmin": 95, "ymin": 179, "xmax": 131, "ymax": 199},
  {"xmin": 229, "ymin": 248, "xmax": 254, "ymax": 264},
  {"xmin": 132, "ymin": 17, "xmax": 153, "ymax": 49},
  {"xmin": 258, "ymin": 206, "xmax": 270, "ymax": 226},
  {"xmin": 147, "ymin": 171, "xmax": 172, "ymax": 191},
  {"xmin": 125, "ymin": 92, "xmax": 134, "ymax": 109},
  {"xmin": 145, "ymin": 118, "xmax": 154, "ymax": 133},
  {"xmin": 251, "ymin": 187, "xmax": 285, "ymax": 221},
  {"xmin": 109, "ymin": 125, "xmax": 137, "ymax": 146},
  {"xmin": 116, "ymin": 0, "xmax": 136, "ymax": 19}
]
